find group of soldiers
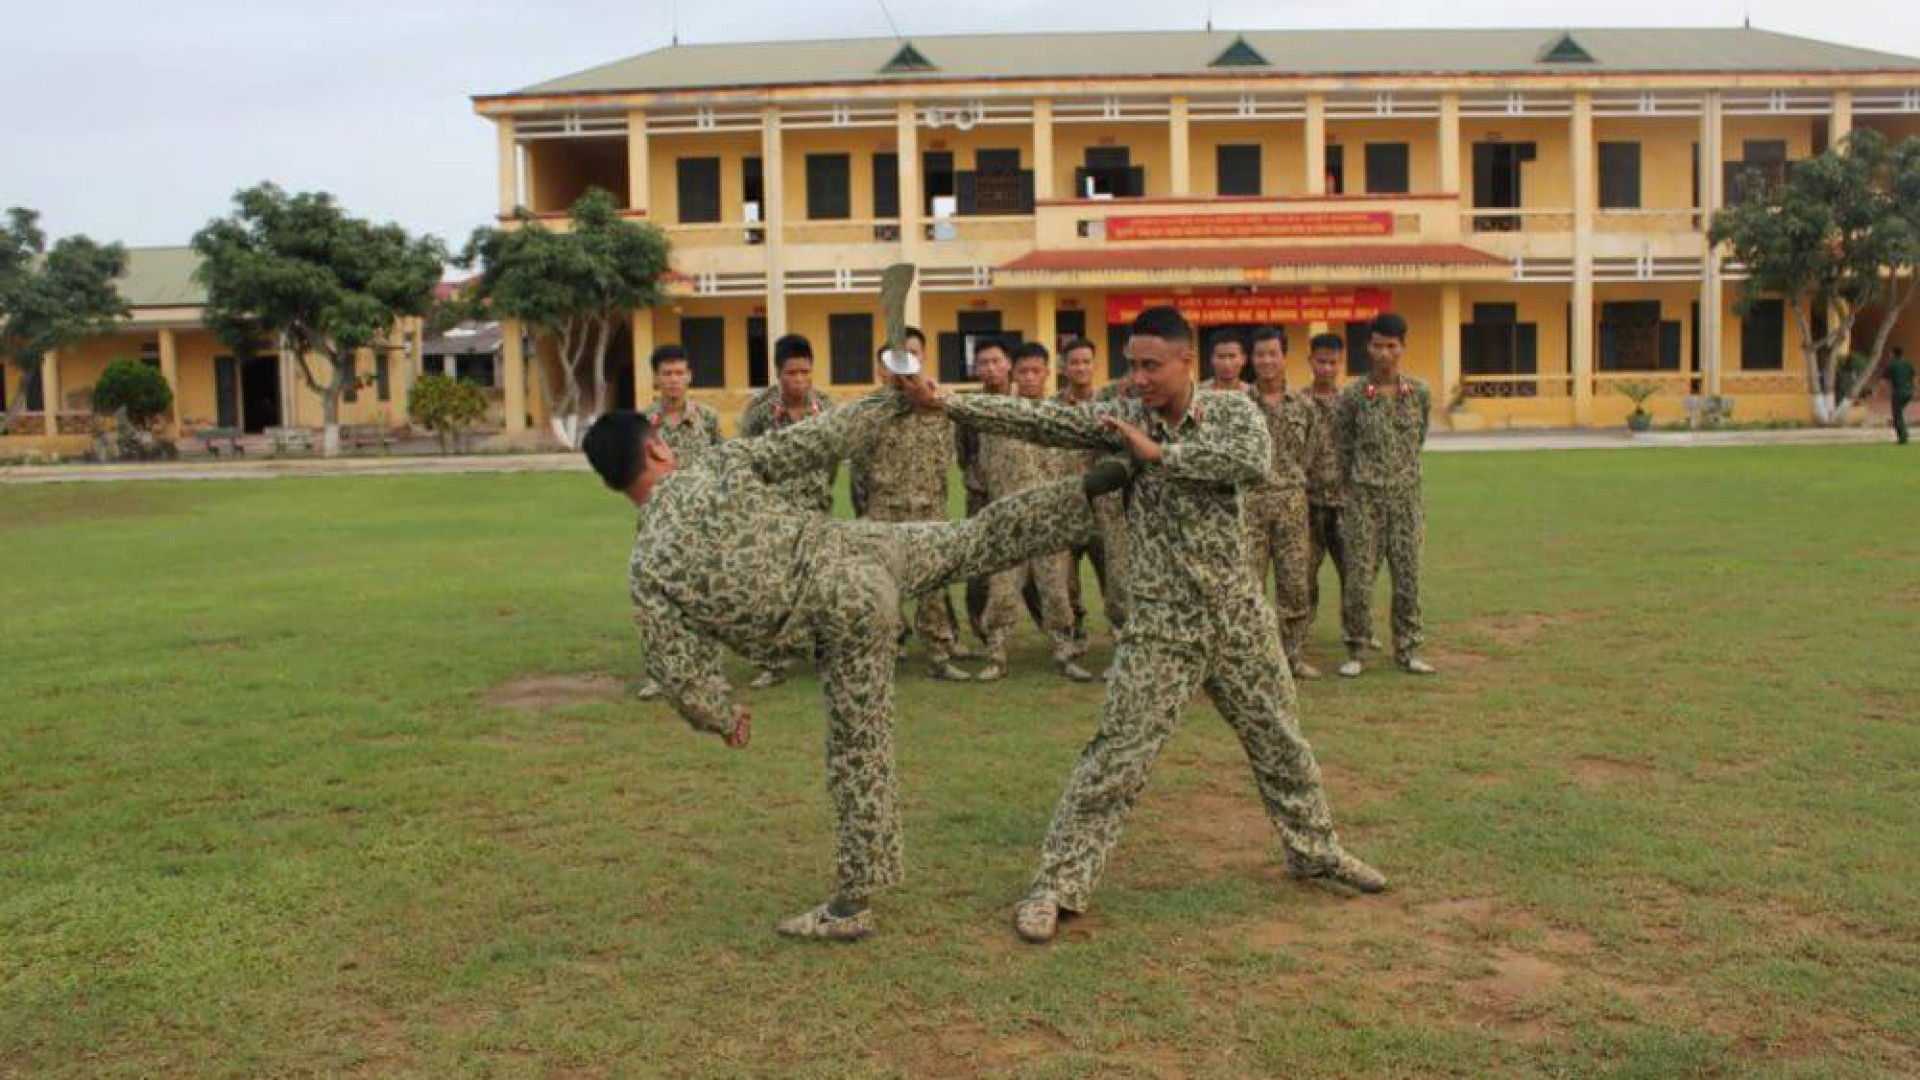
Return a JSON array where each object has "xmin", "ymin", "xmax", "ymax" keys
[{"xmin": 591, "ymin": 303, "xmax": 1433, "ymax": 943}]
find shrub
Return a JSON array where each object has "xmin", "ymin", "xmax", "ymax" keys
[
  {"xmin": 92, "ymin": 359, "xmax": 174, "ymax": 426},
  {"xmin": 408, "ymin": 374, "xmax": 488, "ymax": 452}
]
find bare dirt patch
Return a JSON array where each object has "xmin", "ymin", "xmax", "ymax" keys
[
  {"xmin": 1463, "ymin": 611, "xmax": 1602, "ymax": 648},
  {"xmin": 484, "ymin": 673, "xmax": 626, "ymax": 713},
  {"xmin": 1569, "ymin": 755, "xmax": 1658, "ymax": 785}
]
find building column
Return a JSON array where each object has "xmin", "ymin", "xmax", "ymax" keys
[
  {"xmin": 1571, "ymin": 91, "xmax": 1596, "ymax": 424},
  {"xmin": 1034, "ymin": 290, "xmax": 1059, "ymax": 356},
  {"xmin": 631, "ymin": 307, "xmax": 656, "ymax": 408},
  {"xmin": 1438, "ymin": 93, "xmax": 1462, "ymax": 196},
  {"xmin": 496, "ymin": 119, "xmax": 519, "ymax": 217},
  {"xmin": 1304, "ymin": 94, "xmax": 1327, "ymax": 195},
  {"xmin": 1830, "ymin": 90, "xmax": 1854, "ymax": 151},
  {"xmin": 158, "ymin": 328, "xmax": 181, "ymax": 430},
  {"xmin": 1439, "ymin": 285, "xmax": 1462, "ymax": 410},
  {"xmin": 1032, "ymin": 99, "xmax": 1055, "ymax": 201},
  {"xmin": 394, "ymin": 321, "xmax": 420, "ymax": 424},
  {"xmin": 897, "ymin": 102, "xmax": 925, "ymax": 328},
  {"xmin": 761, "ymin": 106, "xmax": 788, "ymax": 379},
  {"xmin": 40, "ymin": 351, "xmax": 60, "ymax": 436},
  {"xmin": 501, "ymin": 318, "xmax": 528, "ymax": 434},
  {"xmin": 1169, "ymin": 96, "xmax": 1191, "ymax": 196},
  {"xmin": 627, "ymin": 110, "xmax": 650, "ymax": 213},
  {"xmin": 1701, "ymin": 91, "xmax": 1726, "ymax": 397}
]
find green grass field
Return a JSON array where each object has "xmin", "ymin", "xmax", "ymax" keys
[{"xmin": 2, "ymin": 446, "xmax": 1916, "ymax": 1079}]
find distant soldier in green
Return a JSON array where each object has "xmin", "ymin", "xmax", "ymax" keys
[
  {"xmin": 1049, "ymin": 336, "xmax": 1122, "ymax": 648},
  {"xmin": 1335, "ymin": 312, "xmax": 1436, "ymax": 678},
  {"xmin": 738, "ymin": 333, "xmax": 835, "ymax": 689},
  {"xmin": 634, "ymin": 343, "xmax": 726, "ymax": 701},
  {"xmin": 1245, "ymin": 326, "xmax": 1321, "ymax": 679},
  {"xmin": 1302, "ymin": 333, "xmax": 1359, "ymax": 649},
  {"xmin": 585, "ymin": 376, "xmax": 1115, "ymax": 942},
  {"xmin": 847, "ymin": 328, "xmax": 971, "ymax": 682},
  {"xmin": 1884, "ymin": 346, "xmax": 1913, "ymax": 445},
  {"xmin": 954, "ymin": 338, "xmax": 1013, "ymax": 652},
  {"xmin": 1206, "ymin": 328, "xmax": 1251, "ymax": 393},
  {"xmin": 934, "ymin": 306, "xmax": 1387, "ymax": 944},
  {"xmin": 977, "ymin": 341, "xmax": 1096, "ymax": 682}
]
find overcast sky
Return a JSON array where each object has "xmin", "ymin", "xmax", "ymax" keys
[{"xmin": 6, "ymin": 1, "xmax": 1918, "ymax": 254}]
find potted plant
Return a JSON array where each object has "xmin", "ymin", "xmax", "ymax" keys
[{"xmin": 1615, "ymin": 379, "xmax": 1661, "ymax": 432}]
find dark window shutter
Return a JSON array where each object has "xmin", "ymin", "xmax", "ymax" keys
[
  {"xmin": 1107, "ymin": 322, "xmax": 1130, "ymax": 379},
  {"xmin": 938, "ymin": 332, "xmax": 969, "ymax": 382},
  {"xmin": 873, "ymin": 153, "xmax": 900, "ymax": 219},
  {"xmin": 1516, "ymin": 325, "xmax": 1540, "ymax": 374},
  {"xmin": 1325, "ymin": 145, "xmax": 1346, "ymax": 195},
  {"xmin": 805, "ymin": 154, "xmax": 851, "ymax": 220},
  {"xmin": 1659, "ymin": 321, "xmax": 1681, "ymax": 371},
  {"xmin": 677, "ymin": 158, "xmax": 721, "ymax": 223},
  {"xmin": 1599, "ymin": 142, "xmax": 1642, "ymax": 209},
  {"xmin": 1055, "ymin": 308, "xmax": 1087, "ymax": 346},
  {"xmin": 955, "ymin": 171, "xmax": 979, "ymax": 215},
  {"xmin": 681, "ymin": 317, "xmax": 727, "ymax": 388},
  {"xmin": 1217, "ymin": 145, "xmax": 1262, "ymax": 196},
  {"xmin": 215, "ymin": 357, "xmax": 239, "ymax": 427},
  {"xmin": 344, "ymin": 354, "xmax": 360, "ymax": 403},
  {"xmin": 1125, "ymin": 166, "xmax": 1145, "ymax": 198},
  {"xmin": 743, "ymin": 157, "xmax": 764, "ymax": 207},
  {"xmin": 829, "ymin": 313, "xmax": 875, "ymax": 385},
  {"xmin": 376, "ymin": 356, "xmax": 391, "ymax": 402},
  {"xmin": 922, "ymin": 151, "xmax": 955, "ymax": 214},
  {"xmin": 1345, "ymin": 321, "xmax": 1372, "ymax": 376},
  {"xmin": 1741, "ymin": 300, "xmax": 1785, "ymax": 371},
  {"xmin": 1364, "ymin": 143, "xmax": 1411, "ymax": 194},
  {"xmin": 747, "ymin": 317, "xmax": 769, "ymax": 388},
  {"xmin": 24, "ymin": 365, "xmax": 45, "ymax": 412}
]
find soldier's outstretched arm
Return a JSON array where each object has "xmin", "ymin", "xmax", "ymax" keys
[
  {"xmin": 944, "ymin": 393, "xmax": 1125, "ymax": 452},
  {"xmin": 1147, "ymin": 392, "xmax": 1269, "ymax": 485},
  {"xmin": 733, "ymin": 390, "xmax": 907, "ymax": 486},
  {"xmin": 632, "ymin": 584, "xmax": 735, "ymax": 736}
]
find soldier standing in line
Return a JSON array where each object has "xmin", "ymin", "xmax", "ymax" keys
[
  {"xmin": 634, "ymin": 343, "xmax": 726, "ymax": 701},
  {"xmin": 738, "ymin": 333, "xmax": 836, "ymax": 689},
  {"xmin": 1245, "ymin": 326, "xmax": 1321, "ymax": 680},
  {"xmin": 847, "ymin": 328, "xmax": 972, "ymax": 682},
  {"xmin": 1048, "ymin": 337, "xmax": 1109, "ymax": 651},
  {"xmin": 1335, "ymin": 312, "xmax": 1436, "ymax": 678},
  {"xmin": 1301, "ymin": 333, "xmax": 1359, "ymax": 649},
  {"xmin": 1206, "ymin": 328, "xmax": 1251, "ymax": 392},
  {"xmin": 954, "ymin": 338, "xmax": 1013, "ymax": 652},
  {"xmin": 977, "ymin": 342, "xmax": 1097, "ymax": 682},
  {"xmin": 585, "ymin": 376, "xmax": 1119, "ymax": 941},
  {"xmin": 933, "ymin": 306, "xmax": 1387, "ymax": 945}
]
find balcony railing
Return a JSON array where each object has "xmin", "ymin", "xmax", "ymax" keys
[
  {"xmin": 1460, "ymin": 373, "xmax": 1576, "ymax": 399},
  {"xmin": 1594, "ymin": 209, "xmax": 1703, "ymax": 232},
  {"xmin": 923, "ymin": 215, "xmax": 1033, "ymax": 244},
  {"xmin": 1463, "ymin": 209, "xmax": 1576, "ymax": 234},
  {"xmin": 786, "ymin": 219, "xmax": 904, "ymax": 245},
  {"xmin": 664, "ymin": 222, "xmax": 765, "ymax": 248}
]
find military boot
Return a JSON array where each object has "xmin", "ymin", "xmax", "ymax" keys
[
  {"xmin": 776, "ymin": 902, "xmax": 875, "ymax": 942},
  {"xmin": 1286, "ymin": 850, "xmax": 1389, "ymax": 894},
  {"xmin": 1013, "ymin": 896, "xmax": 1060, "ymax": 944}
]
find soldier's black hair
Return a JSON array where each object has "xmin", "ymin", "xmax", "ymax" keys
[
  {"xmin": 649, "ymin": 343, "xmax": 688, "ymax": 372},
  {"xmin": 1210, "ymin": 329, "xmax": 1249, "ymax": 356},
  {"xmin": 1368, "ymin": 312, "xmax": 1410, "ymax": 342},
  {"xmin": 972, "ymin": 336, "xmax": 1011, "ymax": 362},
  {"xmin": 1012, "ymin": 340, "xmax": 1051, "ymax": 367},
  {"xmin": 1060, "ymin": 336, "xmax": 1097, "ymax": 357},
  {"xmin": 1249, "ymin": 326, "xmax": 1288, "ymax": 353},
  {"xmin": 583, "ymin": 410, "xmax": 654, "ymax": 491},
  {"xmin": 903, "ymin": 325, "xmax": 926, "ymax": 346},
  {"xmin": 1130, "ymin": 305, "xmax": 1193, "ymax": 345},
  {"xmin": 773, "ymin": 333, "xmax": 814, "ymax": 368},
  {"xmin": 1309, "ymin": 332, "xmax": 1346, "ymax": 353}
]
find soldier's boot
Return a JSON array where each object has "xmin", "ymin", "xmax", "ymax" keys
[
  {"xmin": 1013, "ymin": 896, "xmax": 1061, "ymax": 944},
  {"xmin": 634, "ymin": 678, "xmax": 662, "ymax": 700},
  {"xmin": 1338, "ymin": 652, "xmax": 1365, "ymax": 678},
  {"xmin": 1367, "ymin": 636, "xmax": 1385, "ymax": 652},
  {"xmin": 1056, "ymin": 658, "xmax": 1098, "ymax": 683},
  {"xmin": 975, "ymin": 641, "xmax": 1008, "ymax": 682},
  {"xmin": 776, "ymin": 902, "xmax": 875, "ymax": 943},
  {"xmin": 928, "ymin": 659, "xmax": 974, "ymax": 682},
  {"xmin": 1286, "ymin": 850, "xmax": 1389, "ymax": 894},
  {"xmin": 1397, "ymin": 656, "xmax": 1437, "ymax": 676},
  {"xmin": 950, "ymin": 641, "xmax": 983, "ymax": 661},
  {"xmin": 1292, "ymin": 659, "xmax": 1324, "ymax": 680},
  {"xmin": 747, "ymin": 667, "xmax": 787, "ymax": 690}
]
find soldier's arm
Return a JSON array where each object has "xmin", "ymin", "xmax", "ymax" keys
[
  {"xmin": 944, "ymin": 393, "xmax": 1125, "ymax": 452},
  {"xmin": 1416, "ymin": 384, "xmax": 1433, "ymax": 446},
  {"xmin": 631, "ymin": 583, "xmax": 734, "ymax": 736},
  {"xmin": 1335, "ymin": 391, "xmax": 1359, "ymax": 482},
  {"xmin": 1153, "ymin": 393, "xmax": 1270, "ymax": 485},
  {"xmin": 733, "ymin": 390, "xmax": 906, "ymax": 486}
]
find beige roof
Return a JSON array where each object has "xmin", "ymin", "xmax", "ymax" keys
[
  {"xmin": 120, "ymin": 246, "xmax": 205, "ymax": 309},
  {"xmin": 505, "ymin": 27, "xmax": 1920, "ymax": 98}
]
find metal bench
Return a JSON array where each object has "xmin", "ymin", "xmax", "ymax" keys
[
  {"xmin": 198, "ymin": 427, "xmax": 245, "ymax": 457},
  {"xmin": 267, "ymin": 426, "xmax": 315, "ymax": 454},
  {"xmin": 340, "ymin": 423, "xmax": 396, "ymax": 453}
]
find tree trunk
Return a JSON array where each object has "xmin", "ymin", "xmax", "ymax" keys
[{"xmin": 590, "ymin": 316, "xmax": 612, "ymax": 419}]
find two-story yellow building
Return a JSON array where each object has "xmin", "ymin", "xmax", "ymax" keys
[{"xmin": 472, "ymin": 27, "xmax": 1920, "ymax": 430}]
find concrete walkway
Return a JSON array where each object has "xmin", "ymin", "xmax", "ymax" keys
[{"xmin": 0, "ymin": 426, "xmax": 1901, "ymax": 485}]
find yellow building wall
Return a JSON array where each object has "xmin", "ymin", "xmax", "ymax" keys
[
  {"xmin": 781, "ymin": 129, "xmax": 901, "ymax": 222},
  {"xmin": 1051, "ymin": 123, "xmax": 1173, "ymax": 198},
  {"xmin": 650, "ymin": 133, "xmax": 764, "ymax": 225},
  {"xmin": 917, "ymin": 125, "xmax": 1039, "ymax": 192},
  {"xmin": 1324, "ymin": 120, "xmax": 1445, "ymax": 194},
  {"xmin": 1188, "ymin": 121, "xmax": 1308, "ymax": 197},
  {"xmin": 1458, "ymin": 117, "xmax": 1575, "ymax": 208},
  {"xmin": 652, "ymin": 297, "xmax": 765, "ymax": 427},
  {"xmin": 1721, "ymin": 116, "xmax": 1817, "ymax": 165},
  {"xmin": 525, "ymin": 137, "xmax": 629, "ymax": 213},
  {"xmin": 1593, "ymin": 117, "xmax": 1700, "ymax": 210}
]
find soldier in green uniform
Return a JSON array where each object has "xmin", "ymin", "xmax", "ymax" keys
[
  {"xmin": 1884, "ymin": 346, "xmax": 1913, "ymax": 444},
  {"xmin": 584, "ymin": 377, "xmax": 1114, "ymax": 942},
  {"xmin": 1335, "ymin": 313, "xmax": 1436, "ymax": 678},
  {"xmin": 977, "ymin": 342, "xmax": 1096, "ymax": 682},
  {"xmin": 634, "ymin": 343, "xmax": 726, "ymax": 701},
  {"xmin": 933, "ymin": 306, "xmax": 1387, "ymax": 944},
  {"xmin": 1301, "ymin": 334, "xmax": 1356, "ymax": 647},
  {"xmin": 954, "ymin": 338, "xmax": 1013, "ymax": 652},
  {"xmin": 847, "ymin": 329, "xmax": 971, "ymax": 681},
  {"xmin": 1245, "ymin": 326, "xmax": 1321, "ymax": 679},
  {"xmin": 1206, "ymin": 328, "xmax": 1250, "ymax": 392},
  {"xmin": 1049, "ymin": 337, "xmax": 1111, "ymax": 650},
  {"xmin": 738, "ymin": 334, "xmax": 836, "ymax": 689}
]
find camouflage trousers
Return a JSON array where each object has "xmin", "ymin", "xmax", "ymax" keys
[
  {"xmin": 963, "ymin": 486, "xmax": 992, "ymax": 647},
  {"xmin": 804, "ymin": 481, "xmax": 1096, "ymax": 904},
  {"xmin": 1028, "ymin": 590, "xmax": 1343, "ymax": 912},
  {"xmin": 1246, "ymin": 485, "xmax": 1312, "ymax": 667},
  {"xmin": 1307, "ymin": 503, "xmax": 1363, "ymax": 646},
  {"xmin": 864, "ymin": 498, "xmax": 961, "ymax": 666},
  {"xmin": 1343, "ymin": 484, "xmax": 1424, "ymax": 662},
  {"xmin": 985, "ymin": 546, "xmax": 1078, "ymax": 667}
]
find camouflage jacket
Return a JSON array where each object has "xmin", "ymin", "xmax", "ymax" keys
[
  {"xmin": 1049, "ymin": 387, "xmax": 1104, "ymax": 474},
  {"xmin": 980, "ymin": 399, "xmax": 1079, "ymax": 501},
  {"xmin": 739, "ymin": 387, "xmax": 838, "ymax": 513},
  {"xmin": 1302, "ymin": 389, "xmax": 1347, "ymax": 507},
  {"xmin": 849, "ymin": 408, "xmax": 953, "ymax": 517},
  {"xmin": 631, "ymin": 391, "xmax": 906, "ymax": 733},
  {"xmin": 953, "ymin": 386, "xmax": 1009, "ymax": 499},
  {"xmin": 645, "ymin": 400, "xmax": 724, "ymax": 465},
  {"xmin": 1246, "ymin": 386, "xmax": 1316, "ymax": 497},
  {"xmin": 1336, "ymin": 376, "xmax": 1431, "ymax": 492},
  {"xmin": 947, "ymin": 389, "xmax": 1271, "ymax": 644}
]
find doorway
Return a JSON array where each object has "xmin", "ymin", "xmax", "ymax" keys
[
  {"xmin": 1472, "ymin": 142, "xmax": 1536, "ymax": 231},
  {"xmin": 240, "ymin": 355, "xmax": 281, "ymax": 433}
]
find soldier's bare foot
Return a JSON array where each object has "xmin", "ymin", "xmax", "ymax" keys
[
  {"xmin": 1293, "ymin": 660, "xmax": 1323, "ymax": 680},
  {"xmin": 974, "ymin": 663, "xmax": 1006, "ymax": 682},
  {"xmin": 1057, "ymin": 659, "xmax": 1098, "ymax": 683},
  {"xmin": 929, "ymin": 661, "xmax": 973, "ymax": 682},
  {"xmin": 1338, "ymin": 658, "xmax": 1364, "ymax": 678},
  {"xmin": 1287, "ymin": 851, "xmax": 1389, "ymax": 894},
  {"xmin": 776, "ymin": 902, "xmax": 874, "ymax": 942},
  {"xmin": 1398, "ymin": 657, "xmax": 1437, "ymax": 675},
  {"xmin": 1013, "ymin": 897, "xmax": 1060, "ymax": 943},
  {"xmin": 747, "ymin": 668, "xmax": 786, "ymax": 690}
]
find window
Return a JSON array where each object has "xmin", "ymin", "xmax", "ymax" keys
[
  {"xmin": 213, "ymin": 357, "xmax": 239, "ymax": 427},
  {"xmin": 454, "ymin": 355, "xmax": 496, "ymax": 387},
  {"xmin": 1598, "ymin": 142, "xmax": 1641, "ymax": 210},
  {"xmin": 677, "ymin": 157, "xmax": 721, "ymax": 224},
  {"xmin": 1217, "ymin": 144, "xmax": 1262, "ymax": 196},
  {"xmin": 1055, "ymin": 308, "xmax": 1087, "ymax": 353},
  {"xmin": 343, "ymin": 354, "xmax": 361, "ymax": 403},
  {"xmin": 1364, "ymin": 143, "xmax": 1410, "ymax": 195},
  {"xmin": 958, "ymin": 149, "xmax": 1033, "ymax": 214},
  {"xmin": 1325, "ymin": 145, "xmax": 1346, "ymax": 195},
  {"xmin": 923, "ymin": 151, "xmax": 955, "ymax": 215},
  {"xmin": 1598, "ymin": 301, "xmax": 1679, "ymax": 372},
  {"xmin": 937, "ymin": 310, "xmax": 1005, "ymax": 382},
  {"xmin": 829, "ymin": 313, "xmax": 874, "ymax": 384},
  {"xmin": 805, "ymin": 153, "xmax": 851, "ymax": 220},
  {"xmin": 680, "ymin": 317, "xmax": 727, "ymax": 388},
  {"xmin": 742, "ymin": 157, "xmax": 764, "ymax": 213},
  {"xmin": 1344, "ymin": 320, "xmax": 1371, "ymax": 376},
  {"xmin": 1107, "ymin": 322, "xmax": 1130, "ymax": 379},
  {"xmin": 1741, "ymin": 299, "xmax": 1785, "ymax": 371},
  {"xmin": 1726, "ymin": 141, "xmax": 1790, "ymax": 205},
  {"xmin": 1077, "ymin": 147, "xmax": 1145, "ymax": 199},
  {"xmin": 4, "ymin": 365, "xmax": 45, "ymax": 412},
  {"xmin": 376, "ymin": 355, "xmax": 391, "ymax": 402},
  {"xmin": 873, "ymin": 153, "xmax": 900, "ymax": 219},
  {"xmin": 747, "ymin": 316, "xmax": 769, "ymax": 388},
  {"xmin": 1462, "ymin": 303, "xmax": 1540, "ymax": 394}
]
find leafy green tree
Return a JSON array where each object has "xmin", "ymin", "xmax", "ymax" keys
[
  {"xmin": 92, "ymin": 358, "xmax": 174, "ymax": 426},
  {"xmin": 462, "ymin": 188, "xmax": 671, "ymax": 447},
  {"xmin": 0, "ymin": 209, "xmax": 129, "ymax": 430},
  {"xmin": 1710, "ymin": 129, "xmax": 1920, "ymax": 424},
  {"xmin": 193, "ymin": 184, "xmax": 443, "ymax": 456},
  {"xmin": 408, "ymin": 373, "xmax": 489, "ymax": 453}
]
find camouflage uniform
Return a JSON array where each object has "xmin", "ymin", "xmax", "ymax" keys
[
  {"xmin": 1302, "ymin": 389, "xmax": 1356, "ymax": 642},
  {"xmin": 953, "ymin": 387, "xmax": 1008, "ymax": 646},
  {"xmin": 645, "ymin": 400, "xmax": 724, "ymax": 464},
  {"xmin": 946, "ymin": 390, "xmax": 1351, "ymax": 913},
  {"xmin": 847, "ymin": 409, "xmax": 962, "ymax": 669},
  {"xmin": 1335, "ymin": 376, "xmax": 1431, "ymax": 664},
  {"xmin": 739, "ymin": 387, "xmax": 837, "ymax": 514},
  {"xmin": 1047, "ymin": 388, "xmax": 1113, "ymax": 644},
  {"xmin": 632, "ymin": 390, "xmax": 1096, "ymax": 905},
  {"xmin": 978, "ymin": 422, "xmax": 1081, "ymax": 668},
  {"xmin": 1246, "ymin": 387, "xmax": 1317, "ymax": 668}
]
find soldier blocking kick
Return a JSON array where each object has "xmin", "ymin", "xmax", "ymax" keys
[
  {"xmin": 1335, "ymin": 312, "xmax": 1436, "ymax": 677},
  {"xmin": 932, "ymin": 306, "xmax": 1387, "ymax": 944}
]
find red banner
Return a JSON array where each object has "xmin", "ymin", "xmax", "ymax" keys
[
  {"xmin": 1106, "ymin": 289, "xmax": 1393, "ymax": 327},
  {"xmin": 1105, "ymin": 211, "xmax": 1394, "ymax": 242}
]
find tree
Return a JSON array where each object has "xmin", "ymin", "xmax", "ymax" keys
[
  {"xmin": 193, "ymin": 184, "xmax": 443, "ymax": 456},
  {"xmin": 0, "ymin": 209, "xmax": 130, "ymax": 431},
  {"xmin": 462, "ymin": 188, "xmax": 671, "ymax": 447},
  {"xmin": 93, "ymin": 358, "xmax": 174, "ymax": 426},
  {"xmin": 1710, "ymin": 129, "xmax": 1920, "ymax": 425},
  {"xmin": 408, "ymin": 373, "xmax": 488, "ymax": 454}
]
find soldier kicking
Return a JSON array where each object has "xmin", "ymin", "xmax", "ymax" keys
[{"xmin": 929, "ymin": 305, "xmax": 1387, "ymax": 944}]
